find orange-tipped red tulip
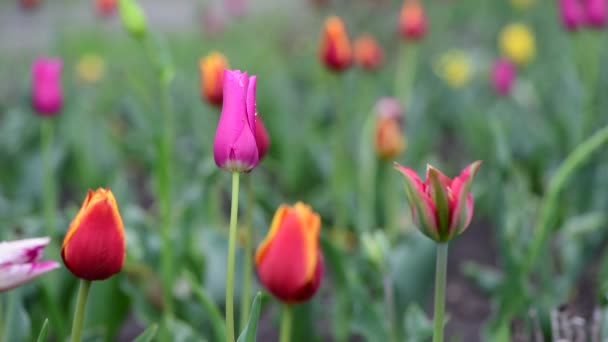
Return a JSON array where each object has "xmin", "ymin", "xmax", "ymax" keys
[
  {"xmin": 200, "ymin": 52, "xmax": 229, "ymax": 106},
  {"xmin": 395, "ymin": 162, "xmax": 482, "ymax": 242},
  {"xmin": 62, "ymin": 188, "xmax": 125, "ymax": 281},
  {"xmin": 354, "ymin": 34, "xmax": 384, "ymax": 71},
  {"xmin": 399, "ymin": 0, "xmax": 427, "ymax": 41},
  {"xmin": 319, "ymin": 16, "xmax": 352, "ymax": 72},
  {"xmin": 255, "ymin": 203, "xmax": 323, "ymax": 303}
]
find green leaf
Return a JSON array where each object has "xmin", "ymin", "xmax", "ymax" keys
[
  {"xmin": 462, "ymin": 261, "xmax": 504, "ymax": 295},
  {"xmin": 2, "ymin": 289, "xmax": 31, "ymax": 342},
  {"xmin": 132, "ymin": 324, "xmax": 158, "ymax": 342},
  {"xmin": 35, "ymin": 319, "xmax": 49, "ymax": 342},
  {"xmin": 236, "ymin": 292, "xmax": 263, "ymax": 342},
  {"xmin": 403, "ymin": 304, "xmax": 433, "ymax": 342},
  {"xmin": 184, "ymin": 270, "xmax": 226, "ymax": 342}
]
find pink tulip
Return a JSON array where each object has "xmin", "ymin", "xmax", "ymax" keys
[
  {"xmin": 560, "ymin": 0, "xmax": 584, "ymax": 31},
  {"xmin": 0, "ymin": 237, "xmax": 60, "ymax": 291},
  {"xmin": 491, "ymin": 58, "xmax": 516, "ymax": 96},
  {"xmin": 374, "ymin": 97, "xmax": 403, "ymax": 120},
  {"xmin": 394, "ymin": 161, "xmax": 482, "ymax": 242},
  {"xmin": 32, "ymin": 58, "xmax": 63, "ymax": 116},
  {"xmin": 213, "ymin": 70, "xmax": 259, "ymax": 172},
  {"xmin": 584, "ymin": 0, "xmax": 607, "ymax": 28},
  {"xmin": 254, "ymin": 115, "xmax": 270, "ymax": 161}
]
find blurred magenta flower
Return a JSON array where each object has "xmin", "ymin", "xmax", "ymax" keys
[
  {"xmin": 319, "ymin": 16, "xmax": 352, "ymax": 72},
  {"xmin": 96, "ymin": 0, "xmax": 116, "ymax": 17},
  {"xmin": 394, "ymin": 161, "xmax": 482, "ymax": 242},
  {"xmin": 584, "ymin": 0, "xmax": 607, "ymax": 28},
  {"xmin": 254, "ymin": 115, "xmax": 270, "ymax": 161},
  {"xmin": 225, "ymin": 0, "xmax": 248, "ymax": 17},
  {"xmin": 0, "ymin": 237, "xmax": 59, "ymax": 291},
  {"xmin": 399, "ymin": 0, "xmax": 427, "ymax": 41},
  {"xmin": 354, "ymin": 34, "xmax": 384, "ymax": 71},
  {"xmin": 213, "ymin": 70, "xmax": 259, "ymax": 172},
  {"xmin": 32, "ymin": 58, "xmax": 63, "ymax": 117},
  {"xmin": 255, "ymin": 202, "xmax": 323, "ymax": 303},
  {"xmin": 491, "ymin": 58, "xmax": 516, "ymax": 96},
  {"xmin": 560, "ymin": 0, "xmax": 584, "ymax": 30}
]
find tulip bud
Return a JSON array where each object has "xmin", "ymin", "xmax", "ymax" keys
[
  {"xmin": 394, "ymin": 161, "xmax": 482, "ymax": 242},
  {"xmin": 491, "ymin": 58, "xmax": 516, "ymax": 96},
  {"xmin": 254, "ymin": 115, "xmax": 270, "ymax": 161},
  {"xmin": 319, "ymin": 16, "xmax": 352, "ymax": 72},
  {"xmin": 19, "ymin": 0, "xmax": 40, "ymax": 10},
  {"xmin": 499, "ymin": 23, "xmax": 536, "ymax": 65},
  {"xmin": 584, "ymin": 0, "xmax": 607, "ymax": 28},
  {"xmin": 96, "ymin": 0, "xmax": 116, "ymax": 17},
  {"xmin": 361, "ymin": 231, "xmax": 389, "ymax": 271},
  {"xmin": 61, "ymin": 188, "xmax": 125, "ymax": 280},
  {"xmin": 560, "ymin": 0, "xmax": 585, "ymax": 31},
  {"xmin": 375, "ymin": 118, "xmax": 406, "ymax": 161},
  {"xmin": 32, "ymin": 58, "xmax": 63, "ymax": 117},
  {"xmin": 118, "ymin": 0, "xmax": 147, "ymax": 39},
  {"xmin": 354, "ymin": 34, "xmax": 384, "ymax": 71},
  {"xmin": 0, "ymin": 237, "xmax": 59, "ymax": 291},
  {"xmin": 375, "ymin": 97, "xmax": 403, "ymax": 120},
  {"xmin": 255, "ymin": 203, "xmax": 323, "ymax": 303},
  {"xmin": 399, "ymin": 0, "xmax": 427, "ymax": 41},
  {"xmin": 213, "ymin": 70, "xmax": 259, "ymax": 173},
  {"xmin": 199, "ymin": 52, "xmax": 228, "ymax": 106}
]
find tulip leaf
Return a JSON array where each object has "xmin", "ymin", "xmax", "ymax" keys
[
  {"xmin": 132, "ymin": 324, "xmax": 158, "ymax": 342},
  {"xmin": 184, "ymin": 270, "xmax": 226, "ymax": 342},
  {"xmin": 35, "ymin": 319, "xmax": 49, "ymax": 342},
  {"xmin": 2, "ymin": 289, "xmax": 31, "ymax": 342},
  {"xmin": 427, "ymin": 167, "xmax": 450, "ymax": 239},
  {"xmin": 236, "ymin": 292, "xmax": 263, "ymax": 342}
]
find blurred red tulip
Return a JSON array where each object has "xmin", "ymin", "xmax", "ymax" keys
[
  {"xmin": 19, "ymin": 0, "xmax": 41, "ymax": 10},
  {"xmin": 199, "ymin": 52, "xmax": 229, "ymax": 106},
  {"xmin": 96, "ymin": 0, "xmax": 116, "ymax": 17},
  {"xmin": 62, "ymin": 189, "xmax": 125, "ymax": 281},
  {"xmin": 255, "ymin": 203, "xmax": 323, "ymax": 303},
  {"xmin": 319, "ymin": 16, "xmax": 352, "ymax": 72},
  {"xmin": 254, "ymin": 115, "xmax": 270, "ymax": 161},
  {"xmin": 399, "ymin": 0, "xmax": 427, "ymax": 41},
  {"xmin": 354, "ymin": 34, "xmax": 384, "ymax": 71}
]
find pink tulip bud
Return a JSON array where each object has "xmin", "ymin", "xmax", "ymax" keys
[
  {"xmin": 584, "ymin": 0, "xmax": 607, "ymax": 28},
  {"xmin": 560, "ymin": 0, "xmax": 585, "ymax": 31},
  {"xmin": 213, "ymin": 70, "xmax": 259, "ymax": 173},
  {"xmin": 0, "ymin": 237, "xmax": 60, "ymax": 291},
  {"xmin": 374, "ymin": 97, "xmax": 403, "ymax": 121},
  {"xmin": 32, "ymin": 58, "xmax": 63, "ymax": 116},
  {"xmin": 491, "ymin": 58, "xmax": 516, "ymax": 96},
  {"xmin": 254, "ymin": 115, "xmax": 270, "ymax": 161},
  {"xmin": 394, "ymin": 161, "xmax": 482, "ymax": 242}
]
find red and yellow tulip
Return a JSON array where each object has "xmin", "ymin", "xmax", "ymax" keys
[{"xmin": 319, "ymin": 16, "xmax": 352, "ymax": 72}]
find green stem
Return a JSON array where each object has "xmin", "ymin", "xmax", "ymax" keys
[
  {"xmin": 279, "ymin": 304, "xmax": 292, "ymax": 342},
  {"xmin": 381, "ymin": 161, "xmax": 397, "ymax": 237},
  {"xmin": 331, "ymin": 75, "xmax": 348, "ymax": 228},
  {"xmin": 239, "ymin": 175, "xmax": 254, "ymax": 331},
  {"xmin": 394, "ymin": 43, "xmax": 419, "ymax": 106},
  {"xmin": 70, "ymin": 280, "xmax": 92, "ymax": 342},
  {"xmin": 184, "ymin": 271, "xmax": 226, "ymax": 342},
  {"xmin": 356, "ymin": 114, "xmax": 377, "ymax": 233},
  {"xmin": 225, "ymin": 172, "xmax": 241, "ymax": 342},
  {"xmin": 526, "ymin": 125, "xmax": 608, "ymax": 270},
  {"xmin": 41, "ymin": 119, "xmax": 55, "ymax": 237},
  {"xmin": 383, "ymin": 275, "xmax": 397, "ymax": 342},
  {"xmin": 433, "ymin": 243, "xmax": 448, "ymax": 342}
]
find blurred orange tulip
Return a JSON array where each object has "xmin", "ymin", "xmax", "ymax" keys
[
  {"xmin": 199, "ymin": 52, "xmax": 229, "ymax": 106},
  {"xmin": 354, "ymin": 34, "xmax": 384, "ymax": 71},
  {"xmin": 319, "ymin": 16, "xmax": 352, "ymax": 72}
]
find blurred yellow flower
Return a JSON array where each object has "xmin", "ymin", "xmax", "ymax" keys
[
  {"xmin": 499, "ymin": 23, "xmax": 535, "ymax": 65},
  {"xmin": 76, "ymin": 54, "xmax": 106, "ymax": 84},
  {"xmin": 434, "ymin": 49, "xmax": 471, "ymax": 88},
  {"xmin": 510, "ymin": 0, "xmax": 535, "ymax": 10}
]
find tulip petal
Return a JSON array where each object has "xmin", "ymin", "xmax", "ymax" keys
[
  {"xmin": 394, "ymin": 163, "xmax": 439, "ymax": 240},
  {"xmin": 427, "ymin": 166, "xmax": 451, "ymax": 240},
  {"xmin": 0, "ymin": 261, "xmax": 60, "ymax": 291},
  {"xmin": 246, "ymin": 76, "xmax": 257, "ymax": 132},
  {"xmin": 449, "ymin": 161, "xmax": 482, "ymax": 235},
  {"xmin": 0, "ymin": 237, "xmax": 51, "ymax": 266}
]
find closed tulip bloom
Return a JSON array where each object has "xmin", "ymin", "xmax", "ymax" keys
[
  {"xmin": 491, "ymin": 58, "xmax": 516, "ymax": 96},
  {"xmin": 0, "ymin": 237, "xmax": 59, "ymax": 291},
  {"xmin": 560, "ymin": 0, "xmax": 584, "ymax": 31},
  {"xmin": 399, "ymin": 0, "xmax": 427, "ymax": 41},
  {"xmin": 395, "ymin": 161, "xmax": 482, "ymax": 242},
  {"xmin": 118, "ymin": 0, "xmax": 147, "ymax": 39},
  {"xmin": 213, "ymin": 70, "xmax": 259, "ymax": 172},
  {"xmin": 584, "ymin": 0, "xmax": 607, "ymax": 28},
  {"xmin": 319, "ymin": 16, "xmax": 352, "ymax": 72},
  {"xmin": 375, "ymin": 117, "xmax": 406, "ymax": 160},
  {"xmin": 32, "ymin": 58, "xmax": 63, "ymax": 116},
  {"xmin": 354, "ymin": 34, "xmax": 384, "ymax": 71},
  {"xmin": 199, "ymin": 52, "xmax": 228, "ymax": 106},
  {"xmin": 96, "ymin": 0, "xmax": 116, "ymax": 16},
  {"xmin": 499, "ymin": 23, "xmax": 536, "ymax": 65},
  {"xmin": 254, "ymin": 115, "xmax": 270, "ymax": 161},
  {"xmin": 255, "ymin": 203, "xmax": 323, "ymax": 303},
  {"xmin": 62, "ymin": 188, "xmax": 125, "ymax": 281}
]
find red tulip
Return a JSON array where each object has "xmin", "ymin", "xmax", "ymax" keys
[
  {"xmin": 394, "ymin": 161, "xmax": 482, "ymax": 242},
  {"xmin": 96, "ymin": 0, "xmax": 116, "ymax": 17},
  {"xmin": 354, "ymin": 34, "xmax": 384, "ymax": 71},
  {"xmin": 399, "ymin": 0, "xmax": 427, "ymax": 41},
  {"xmin": 61, "ymin": 188, "xmax": 125, "ymax": 280},
  {"xmin": 255, "ymin": 203, "xmax": 323, "ymax": 303},
  {"xmin": 319, "ymin": 16, "xmax": 352, "ymax": 72}
]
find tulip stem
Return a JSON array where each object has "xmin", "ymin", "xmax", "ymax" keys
[
  {"xmin": 383, "ymin": 275, "xmax": 397, "ymax": 342},
  {"xmin": 70, "ymin": 280, "xmax": 91, "ymax": 342},
  {"xmin": 331, "ymin": 75, "xmax": 348, "ymax": 229},
  {"xmin": 41, "ymin": 118, "xmax": 56, "ymax": 238},
  {"xmin": 225, "ymin": 172, "xmax": 241, "ymax": 342},
  {"xmin": 279, "ymin": 304, "xmax": 292, "ymax": 342},
  {"xmin": 394, "ymin": 43, "xmax": 419, "ymax": 106},
  {"xmin": 433, "ymin": 243, "xmax": 448, "ymax": 342},
  {"xmin": 239, "ymin": 175, "xmax": 254, "ymax": 331}
]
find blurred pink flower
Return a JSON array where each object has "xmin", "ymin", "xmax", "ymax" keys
[
  {"xmin": 374, "ymin": 97, "xmax": 403, "ymax": 120},
  {"xmin": 584, "ymin": 0, "xmax": 607, "ymax": 28},
  {"xmin": 560, "ymin": 0, "xmax": 585, "ymax": 30},
  {"xmin": 0, "ymin": 237, "xmax": 60, "ymax": 291},
  {"xmin": 32, "ymin": 58, "xmax": 63, "ymax": 116},
  {"xmin": 213, "ymin": 70, "xmax": 259, "ymax": 173},
  {"xmin": 491, "ymin": 58, "xmax": 516, "ymax": 96},
  {"xmin": 225, "ymin": 0, "xmax": 248, "ymax": 17}
]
